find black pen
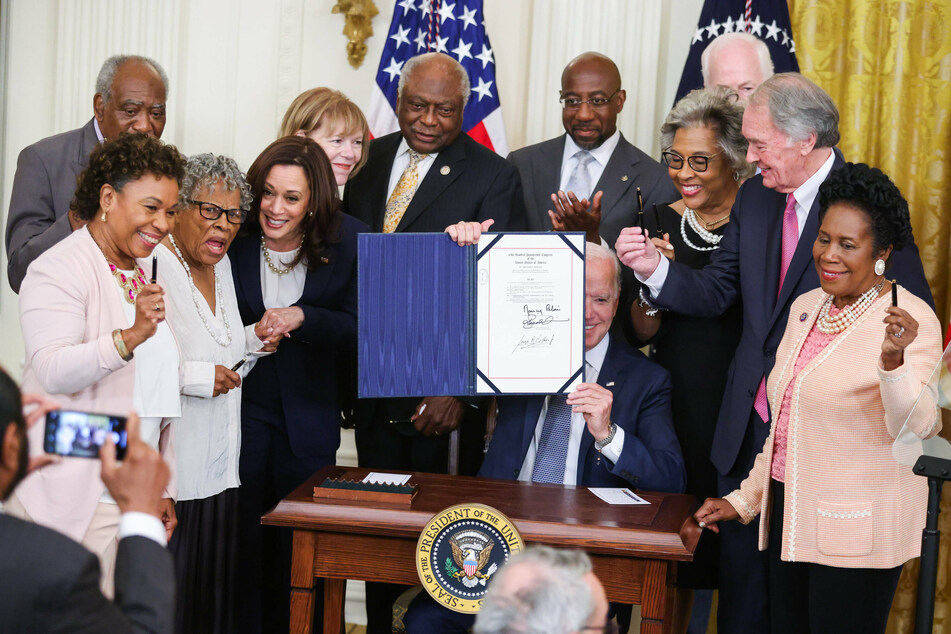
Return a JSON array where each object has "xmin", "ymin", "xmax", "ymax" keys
[
  {"xmin": 150, "ymin": 256, "xmax": 157, "ymax": 284},
  {"xmin": 891, "ymin": 281, "xmax": 898, "ymax": 307},
  {"xmin": 230, "ymin": 358, "xmax": 246, "ymax": 372},
  {"xmin": 636, "ymin": 187, "xmax": 645, "ymax": 232}
]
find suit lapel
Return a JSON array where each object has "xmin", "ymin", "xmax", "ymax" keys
[
  {"xmin": 575, "ymin": 341, "xmax": 620, "ymax": 480},
  {"xmin": 771, "ymin": 198, "xmax": 820, "ymax": 326},
  {"xmin": 594, "ymin": 135, "xmax": 638, "ymax": 229},
  {"xmin": 234, "ymin": 236, "xmax": 267, "ymax": 318},
  {"xmin": 530, "ymin": 137, "xmax": 565, "ymax": 230},
  {"xmin": 519, "ymin": 397, "xmax": 545, "ymax": 471},
  {"xmin": 368, "ymin": 135, "xmax": 401, "ymax": 232},
  {"xmin": 395, "ymin": 135, "xmax": 466, "ymax": 231},
  {"xmin": 73, "ymin": 119, "xmax": 100, "ymax": 171}
]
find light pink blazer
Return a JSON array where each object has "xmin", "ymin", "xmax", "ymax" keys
[
  {"xmin": 726, "ymin": 287, "xmax": 941, "ymax": 569},
  {"xmin": 16, "ymin": 227, "xmax": 177, "ymax": 543}
]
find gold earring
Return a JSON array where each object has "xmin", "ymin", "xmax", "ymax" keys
[{"xmin": 101, "ymin": 209, "xmax": 107, "ymax": 223}]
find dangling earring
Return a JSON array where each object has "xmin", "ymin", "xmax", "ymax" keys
[
  {"xmin": 733, "ymin": 171, "xmax": 740, "ymax": 182},
  {"xmin": 100, "ymin": 209, "xmax": 107, "ymax": 223},
  {"xmin": 874, "ymin": 259, "xmax": 886, "ymax": 276}
]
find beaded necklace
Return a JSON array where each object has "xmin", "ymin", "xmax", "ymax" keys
[
  {"xmin": 90, "ymin": 230, "xmax": 147, "ymax": 303},
  {"xmin": 680, "ymin": 207, "xmax": 723, "ymax": 251},
  {"xmin": 261, "ymin": 236, "xmax": 299, "ymax": 275},
  {"xmin": 815, "ymin": 279, "xmax": 885, "ymax": 334},
  {"xmin": 168, "ymin": 235, "xmax": 232, "ymax": 347}
]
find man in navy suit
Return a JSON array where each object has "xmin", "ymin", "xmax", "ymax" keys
[
  {"xmin": 402, "ymin": 242, "xmax": 686, "ymax": 633},
  {"xmin": 343, "ymin": 51, "xmax": 524, "ymax": 633},
  {"xmin": 616, "ymin": 73, "xmax": 933, "ymax": 633}
]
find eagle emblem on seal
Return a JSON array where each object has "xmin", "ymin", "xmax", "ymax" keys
[{"xmin": 446, "ymin": 530, "xmax": 498, "ymax": 588}]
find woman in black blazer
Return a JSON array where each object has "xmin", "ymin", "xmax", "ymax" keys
[{"xmin": 230, "ymin": 136, "xmax": 366, "ymax": 633}]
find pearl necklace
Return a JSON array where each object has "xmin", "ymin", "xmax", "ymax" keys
[
  {"xmin": 815, "ymin": 279, "xmax": 885, "ymax": 334},
  {"xmin": 261, "ymin": 236, "xmax": 300, "ymax": 275},
  {"xmin": 168, "ymin": 235, "xmax": 232, "ymax": 347},
  {"xmin": 680, "ymin": 207, "xmax": 722, "ymax": 251}
]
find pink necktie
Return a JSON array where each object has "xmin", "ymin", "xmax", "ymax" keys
[{"xmin": 753, "ymin": 193, "xmax": 798, "ymax": 423}]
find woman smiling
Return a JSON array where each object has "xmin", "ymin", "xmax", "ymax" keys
[{"xmin": 695, "ymin": 163, "xmax": 942, "ymax": 633}]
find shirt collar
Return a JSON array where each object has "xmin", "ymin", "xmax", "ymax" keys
[
  {"xmin": 563, "ymin": 129, "xmax": 621, "ymax": 169},
  {"xmin": 586, "ymin": 332, "xmax": 610, "ymax": 375},
  {"xmin": 93, "ymin": 117, "xmax": 105, "ymax": 144},
  {"xmin": 792, "ymin": 148, "xmax": 835, "ymax": 213},
  {"xmin": 396, "ymin": 137, "xmax": 438, "ymax": 162}
]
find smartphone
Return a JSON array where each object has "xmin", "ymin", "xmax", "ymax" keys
[{"xmin": 43, "ymin": 410, "xmax": 127, "ymax": 460}]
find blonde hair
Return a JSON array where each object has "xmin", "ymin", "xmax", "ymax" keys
[{"xmin": 279, "ymin": 87, "xmax": 370, "ymax": 178}]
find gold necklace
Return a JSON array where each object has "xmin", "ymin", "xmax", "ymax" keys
[
  {"xmin": 260, "ymin": 236, "xmax": 299, "ymax": 275},
  {"xmin": 695, "ymin": 210, "xmax": 731, "ymax": 229},
  {"xmin": 89, "ymin": 230, "xmax": 147, "ymax": 303}
]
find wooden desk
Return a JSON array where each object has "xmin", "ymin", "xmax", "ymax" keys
[{"xmin": 262, "ymin": 466, "xmax": 700, "ymax": 633}]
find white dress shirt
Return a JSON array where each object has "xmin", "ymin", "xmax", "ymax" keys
[
  {"xmin": 558, "ymin": 130, "xmax": 622, "ymax": 200},
  {"xmin": 157, "ymin": 245, "xmax": 269, "ymax": 501},
  {"xmin": 387, "ymin": 138, "xmax": 440, "ymax": 200},
  {"xmin": 261, "ymin": 246, "xmax": 306, "ymax": 309},
  {"xmin": 518, "ymin": 334, "xmax": 626, "ymax": 485},
  {"xmin": 641, "ymin": 148, "xmax": 837, "ymax": 297}
]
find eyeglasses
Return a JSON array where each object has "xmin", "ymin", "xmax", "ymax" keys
[
  {"xmin": 188, "ymin": 199, "xmax": 249, "ymax": 225},
  {"xmin": 559, "ymin": 88, "xmax": 621, "ymax": 111},
  {"xmin": 661, "ymin": 150, "xmax": 722, "ymax": 173}
]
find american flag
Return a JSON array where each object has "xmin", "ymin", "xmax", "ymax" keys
[
  {"xmin": 366, "ymin": 0, "xmax": 508, "ymax": 156},
  {"xmin": 674, "ymin": 0, "xmax": 800, "ymax": 102}
]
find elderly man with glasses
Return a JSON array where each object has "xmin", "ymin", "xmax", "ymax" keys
[{"xmin": 508, "ymin": 52, "xmax": 677, "ymax": 246}]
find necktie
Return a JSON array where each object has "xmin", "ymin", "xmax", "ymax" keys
[
  {"xmin": 383, "ymin": 150, "xmax": 428, "ymax": 233},
  {"xmin": 565, "ymin": 151, "xmax": 595, "ymax": 199},
  {"xmin": 531, "ymin": 393, "xmax": 573, "ymax": 484},
  {"xmin": 753, "ymin": 193, "xmax": 799, "ymax": 423}
]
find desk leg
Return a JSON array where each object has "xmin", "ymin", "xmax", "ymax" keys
[
  {"xmin": 639, "ymin": 560, "xmax": 675, "ymax": 634},
  {"xmin": 290, "ymin": 530, "xmax": 317, "ymax": 634},
  {"xmin": 323, "ymin": 578, "xmax": 346, "ymax": 633}
]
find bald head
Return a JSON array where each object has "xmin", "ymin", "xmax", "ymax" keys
[{"xmin": 560, "ymin": 52, "xmax": 626, "ymax": 150}]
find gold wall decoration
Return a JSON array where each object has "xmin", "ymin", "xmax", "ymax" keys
[{"xmin": 332, "ymin": 0, "xmax": 379, "ymax": 69}]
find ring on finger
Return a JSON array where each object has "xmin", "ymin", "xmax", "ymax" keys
[
  {"xmin": 153, "ymin": 303, "xmax": 161, "ymax": 312},
  {"xmin": 896, "ymin": 326, "xmax": 905, "ymax": 338}
]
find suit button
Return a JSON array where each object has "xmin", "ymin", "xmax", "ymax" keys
[
  {"xmin": 748, "ymin": 388, "xmax": 755, "ymax": 396},
  {"xmin": 513, "ymin": 470, "xmax": 519, "ymax": 477}
]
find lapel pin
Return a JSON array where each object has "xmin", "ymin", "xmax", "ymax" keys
[
  {"xmin": 320, "ymin": 256, "xmax": 330, "ymax": 264},
  {"xmin": 621, "ymin": 175, "xmax": 629, "ymax": 182},
  {"xmin": 606, "ymin": 381, "xmax": 615, "ymax": 387},
  {"xmin": 799, "ymin": 312, "xmax": 808, "ymax": 322},
  {"xmin": 440, "ymin": 165, "xmax": 451, "ymax": 175}
]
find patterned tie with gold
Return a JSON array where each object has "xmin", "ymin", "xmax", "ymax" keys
[{"xmin": 383, "ymin": 150, "xmax": 429, "ymax": 233}]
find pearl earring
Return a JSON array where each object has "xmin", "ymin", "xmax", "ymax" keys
[
  {"xmin": 874, "ymin": 259, "xmax": 885, "ymax": 276},
  {"xmin": 101, "ymin": 209, "xmax": 107, "ymax": 223}
]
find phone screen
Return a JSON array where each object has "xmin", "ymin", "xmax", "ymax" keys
[{"xmin": 43, "ymin": 410, "xmax": 128, "ymax": 460}]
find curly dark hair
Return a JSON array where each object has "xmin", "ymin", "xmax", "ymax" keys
[
  {"xmin": 817, "ymin": 162, "xmax": 913, "ymax": 254},
  {"xmin": 242, "ymin": 136, "xmax": 341, "ymax": 270},
  {"xmin": 71, "ymin": 133, "xmax": 185, "ymax": 220}
]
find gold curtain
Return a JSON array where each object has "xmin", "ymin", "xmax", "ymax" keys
[{"xmin": 790, "ymin": 2, "xmax": 951, "ymax": 632}]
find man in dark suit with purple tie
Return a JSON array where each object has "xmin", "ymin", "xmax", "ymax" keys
[{"xmin": 616, "ymin": 72, "xmax": 933, "ymax": 633}]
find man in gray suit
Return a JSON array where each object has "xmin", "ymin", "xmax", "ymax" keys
[
  {"xmin": 508, "ymin": 52, "xmax": 677, "ymax": 245},
  {"xmin": 0, "ymin": 368, "xmax": 174, "ymax": 633},
  {"xmin": 5, "ymin": 54, "xmax": 168, "ymax": 292}
]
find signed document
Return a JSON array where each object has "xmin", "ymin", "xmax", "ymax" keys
[{"xmin": 476, "ymin": 233, "xmax": 585, "ymax": 394}]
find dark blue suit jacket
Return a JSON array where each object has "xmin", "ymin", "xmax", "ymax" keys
[
  {"xmin": 229, "ymin": 213, "xmax": 367, "ymax": 458},
  {"xmin": 478, "ymin": 336, "xmax": 686, "ymax": 493},
  {"xmin": 654, "ymin": 150, "xmax": 933, "ymax": 475}
]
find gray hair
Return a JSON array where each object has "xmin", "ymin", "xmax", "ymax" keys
[
  {"xmin": 700, "ymin": 32, "xmax": 774, "ymax": 86},
  {"xmin": 586, "ymin": 242, "xmax": 621, "ymax": 297},
  {"xmin": 750, "ymin": 73, "xmax": 840, "ymax": 148},
  {"xmin": 398, "ymin": 52, "xmax": 471, "ymax": 108},
  {"xmin": 474, "ymin": 547, "xmax": 594, "ymax": 634},
  {"xmin": 660, "ymin": 87, "xmax": 754, "ymax": 180},
  {"xmin": 179, "ymin": 153, "xmax": 253, "ymax": 210},
  {"xmin": 95, "ymin": 54, "xmax": 169, "ymax": 104}
]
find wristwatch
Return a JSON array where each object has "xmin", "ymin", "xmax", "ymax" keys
[{"xmin": 595, "ymin": 423, "xmax": 618, "ymax": 451}]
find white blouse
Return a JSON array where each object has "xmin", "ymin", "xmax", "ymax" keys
[
  {"xmin": 260, "ymin": 245, "xmax": 306, "ymax": 309},
  {"xmin": 156, "ymin": 244, "xmax": 267, "ymax": 501}
]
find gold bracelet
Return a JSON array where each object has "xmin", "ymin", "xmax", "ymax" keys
[{"xmin": 112, "ymin": 329, "xmax": 133, "ymax": 361}]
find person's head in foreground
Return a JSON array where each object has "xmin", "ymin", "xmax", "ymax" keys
[{"xmin": 473, "ymin": 546, "xmax": 613, "ymax": 634}]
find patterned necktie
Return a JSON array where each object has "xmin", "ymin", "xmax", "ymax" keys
[
  {"xmin": 383, "ymin": 150, "xmax": 428, "ymax": 233},
  {"xmin": 565, "ymin": 151, "xmax": 595, "ymax": 199},
  {"xmin": 532, "ymin": 393, "xmax": 573, "ymax": 484},
  {"xmin": 753, "ymin": 193, "xmax": 800, "ymax": 423}
]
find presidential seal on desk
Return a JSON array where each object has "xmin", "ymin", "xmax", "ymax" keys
[{"xmin": 416, "ymin": 503, "xmax": 525, "ymax": 613}]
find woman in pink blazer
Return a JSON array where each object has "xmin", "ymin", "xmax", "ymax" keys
[
  {"xmin": 695, "ymin": 163, "xmax": 942, "ymax": 633},
  {"xmin": 9, "ymin": 133, "xmax": 185, "ymax": 597}
]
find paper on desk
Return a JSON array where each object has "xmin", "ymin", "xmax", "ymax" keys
[
  {"xmin": 588, "ymin": 488, "xmax": 650, "ymax": 505},
  {"xmin": 362, "ymin": 472, "xmax": 411, "ymax": 486}
]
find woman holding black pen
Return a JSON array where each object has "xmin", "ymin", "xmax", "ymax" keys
[
  {"xmin": 229, "ymin": 136, "xmax": 366, "ymax": 633},
  {"xmin": 156, "ymin": 153, "xmax": 278, "ymax": 633}
]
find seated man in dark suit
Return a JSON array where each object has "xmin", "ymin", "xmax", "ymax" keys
[
  {"xmin": 402, "ymin": 241, "xmax": 686, "ymax": 632},
  {"xmin": 0, "ymin": 368, "xmax": 174, "ymax": 633},
  {"xmin": 5, "ymin": 54, "xmax": 169, "ymax": 293}
]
